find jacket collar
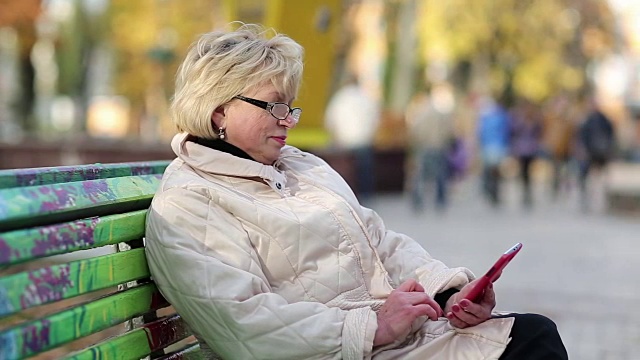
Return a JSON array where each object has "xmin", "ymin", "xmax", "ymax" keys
[
  {"xmin": 191, "ymin": 136, "xmax": 255, "ymax": 161},
  {"xmin": 171, "ymin": 133, "xmax": 297, "ymax": 193}
]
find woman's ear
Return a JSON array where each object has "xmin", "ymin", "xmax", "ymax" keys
[{"xmin": 211, "ymin": 105, "xmax": 226, "ymax": 129}]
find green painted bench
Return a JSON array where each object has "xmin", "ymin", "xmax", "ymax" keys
[{"xmin": 0, "ymin": 161, "xmax": 204, "ymax": 360}]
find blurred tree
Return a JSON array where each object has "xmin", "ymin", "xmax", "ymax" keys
[
  {"xmin": 416, "ymin": 0, "xmax": 615, "ymax": 105},
  {"xmin": 380, "ymin": 0, "xmax": 418, "ymax": 148},
  {"xmin": 382, "ymin": 0, "xmax": 400, "ymax": 109},
  {"xmin": 55, "ymin": 0, "xmax": 110, "ymax": 133},
  {"xmin": 0, "ymin": 0, "xmax": 41, "ymax": 132},
  {"xmin": 107, "ymin": 0, "xmax": 216, "ymax": 139}
]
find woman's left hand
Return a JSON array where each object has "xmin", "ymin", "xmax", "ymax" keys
[{"xmin": 444, "ymin": 280, "xmax": 496, "ymax": 329}]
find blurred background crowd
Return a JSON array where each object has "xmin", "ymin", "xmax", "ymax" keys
[
  {"xmin": 0, "ymin": 0, "xmax": 639, "ymax": 212},
  {"xmin": 2, "ymin": 2, "xmax": 640, "ymax": 358}
]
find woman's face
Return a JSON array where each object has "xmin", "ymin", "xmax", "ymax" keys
[{"xmin": 221, "ymin": 83, "xmax": 297, "ymax": 165}]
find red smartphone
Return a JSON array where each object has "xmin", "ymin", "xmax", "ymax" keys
[{"xmin": 464, "ymin": 242, "xmax": 523, "ymax": 303}]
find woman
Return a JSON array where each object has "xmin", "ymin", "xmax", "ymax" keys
[{"xmin": 145, "ymin": 24, "xmax": 567, "ymax": 359}]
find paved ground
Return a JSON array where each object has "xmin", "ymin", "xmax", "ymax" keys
[{"xmin": 367, "ymin": 175, "xmax": 640, "ymax": 360}]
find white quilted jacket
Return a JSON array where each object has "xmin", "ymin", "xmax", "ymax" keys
[{"xmin": 145, "ymin": 133, "xmax": 514, "ymax": 359}]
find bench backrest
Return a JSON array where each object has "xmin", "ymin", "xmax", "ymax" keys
[{"xmin": 0, "ymin": 161, "xmax": 202, "ymax": 359}]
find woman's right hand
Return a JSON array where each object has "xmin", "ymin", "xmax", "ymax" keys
[{"xmin": 373, "ymin": 279, "xmax": 443, "ymax": 347}]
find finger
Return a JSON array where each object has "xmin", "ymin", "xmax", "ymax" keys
[
  {"xmin": 418, "ymin": 296, "xmax": 443, "ymax": 317},
  {"xmin": 401, "ymin": 293, "xmax": 443, "ymax": 316},
  {"xmin": 413, "ymin": 282, "xmax": 425, "ymax": 293},
  {"xmin": 446, "ymin": 311, "xmax": 471, "ymax": 328},
  {"xmin": 394, "ymin": 291, "xmax": 429, "ymax": 304},
  {"xmin": 396, "ymin": 279, "xmax": 420, "ymax": 292},
  {"xmin": 459, "ymin": 279, "xmax": 484, "ymax": 302},
  {"xmin": 413, "ymin": 304, "xmax": 440, "ymax": 321},
  {"xmin": 477, "ymin": 285, "xmax": 496, "ymax": 319},
  {"xmin": 480, "ymin": 283, "xmax": 496, "ymax": 308},
  {"xmin": 457, "ymin": 299, "xmax": 482, "ymax": 318},
  {"xmin": 459, "ymin": 300, "xmax": 492, "ymax": 325},
  {"xmin": 451, "ymin": 302, "xmax": 481, "ymax": 325}
]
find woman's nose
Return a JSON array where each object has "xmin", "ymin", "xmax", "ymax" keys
[{"xmin": 278, "ymin": 115, "xmax": 297, "ymax": 128}]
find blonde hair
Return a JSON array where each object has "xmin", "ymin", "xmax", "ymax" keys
[{"xmin": 171, "ymin": 23, "xmax": 304, "ymax": 138}]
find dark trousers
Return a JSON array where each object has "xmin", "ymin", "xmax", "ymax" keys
[
  {"xmin": 411, "ymin": 149, "xmax": 448, "ymax": 210},
  {"xmin": 578, "ymin": 156, "xmax": 608, "ymax": 211},
  {"xmin": 518, "ymin": 156, "xmax": 535, "ymax": 207},
  {"xmin": 495, "ymin": 313, "xmax": 568, "ymax": 360},
  {"xmin": 482, "ymin": 165, "xmax": 502, "ymax": 206},
  {"xmin": 353, "ymin": 146, "xmax": 375, "ymax": 203}
]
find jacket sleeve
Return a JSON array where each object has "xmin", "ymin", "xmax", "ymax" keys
[
  {"xmin": 360, "ymin": 206, "xmax": 475, "ymax": 297},
  {"xmin": 145, "ymin": 186, "xmax": 377, "ymax": 360}
]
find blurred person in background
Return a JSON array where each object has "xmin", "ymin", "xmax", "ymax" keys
[
  {"xmin": 405, "ymin": 84, "xmax": 455, "ymax": 212},
  {"xmin": 476, "ymin": 95, "xmax": 511, "ymax": 207},
  {"xmin": 325, "ymin": 74, "xmax": 381, "ymax": 204},
  {"xmin": 145, "ymin": 24, "xmax": 567, "ymax": 360},
  {"xmin": 577, "ymin": 97, "xmax": 616, "ymax": 211},
  {"xmin": 508, "ymin": 100, "xmax": 543, "ymax": 208},
  {"xmin": 446, "ymin": 137, "xmax": 470, "ymax": 183},
  {"xmin": 542, "ymin": 95, "xmax": 578, "ymax": 199},
  {"xmin": 631, "ymin": 112, "xmax": 640, "ymax": 162}
]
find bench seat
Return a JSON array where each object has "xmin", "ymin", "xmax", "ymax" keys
[{"xmin": 0, "ymin": 161, "xmax": 204, "ymax": 360}]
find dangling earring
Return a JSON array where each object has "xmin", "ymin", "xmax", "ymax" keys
[{"xmin": 218, "ymin": 127, "xmax": 226, "ymax": 140}]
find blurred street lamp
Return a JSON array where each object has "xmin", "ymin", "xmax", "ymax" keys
[{"xmin": 87, "ymin": 95, "xmax": 130, "ymax": 138}]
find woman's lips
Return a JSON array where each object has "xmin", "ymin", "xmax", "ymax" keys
[{"xmin": 271, "ymin": 136, "xmax": 287, "ymax": 146}]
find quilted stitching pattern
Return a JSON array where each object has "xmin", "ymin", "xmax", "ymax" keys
[{"xmin": 143, "ymin": 135, "xmax": 509, "ymax": 359}]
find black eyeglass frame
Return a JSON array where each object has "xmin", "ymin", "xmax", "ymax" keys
[{"xmin": 233, "ymin": 95, "xmax": 301, "ymax": 122}]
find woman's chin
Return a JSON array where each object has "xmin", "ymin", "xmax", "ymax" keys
[{"xmin": 258, "ymin": 152, "xmax": 280, "ymax": 165}]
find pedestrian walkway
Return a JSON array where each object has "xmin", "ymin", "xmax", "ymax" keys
[{"xmin": 369, "ymin": 176, "xmax": 640, "ymax": 360}]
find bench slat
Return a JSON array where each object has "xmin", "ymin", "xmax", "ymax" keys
[
  {"xmin": 0, "ymin": 283, "xmax": 169, "ymax": 359},
  {"xmin": 0, "ymin": 161, "xmax": 170, "ymax": 189},
  {"xmin": 0, "ymin": 248, "xmax": 150, "ymax": 318},
  {"xmin": 0, "ymin": 174, "xmax": 161, "ymax": 232},
  {"xmin": 64, "ymin": 314, "xmax": 191, "ymax": 360},
  {"xmin": 159, "ymin": 343, "xmax": 203, "ymax": 360},
  {"xmin": 0, "ymin": 161, "xmax": 200, "ymax": 358},
  {"xmin": 0, "ymin": 210, "xmax": 146, "ymax": 266}
]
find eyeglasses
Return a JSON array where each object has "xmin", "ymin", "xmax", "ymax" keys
[{"xmin": 234, "ymin": 95, "xmax": 301, "ymax": 124}]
